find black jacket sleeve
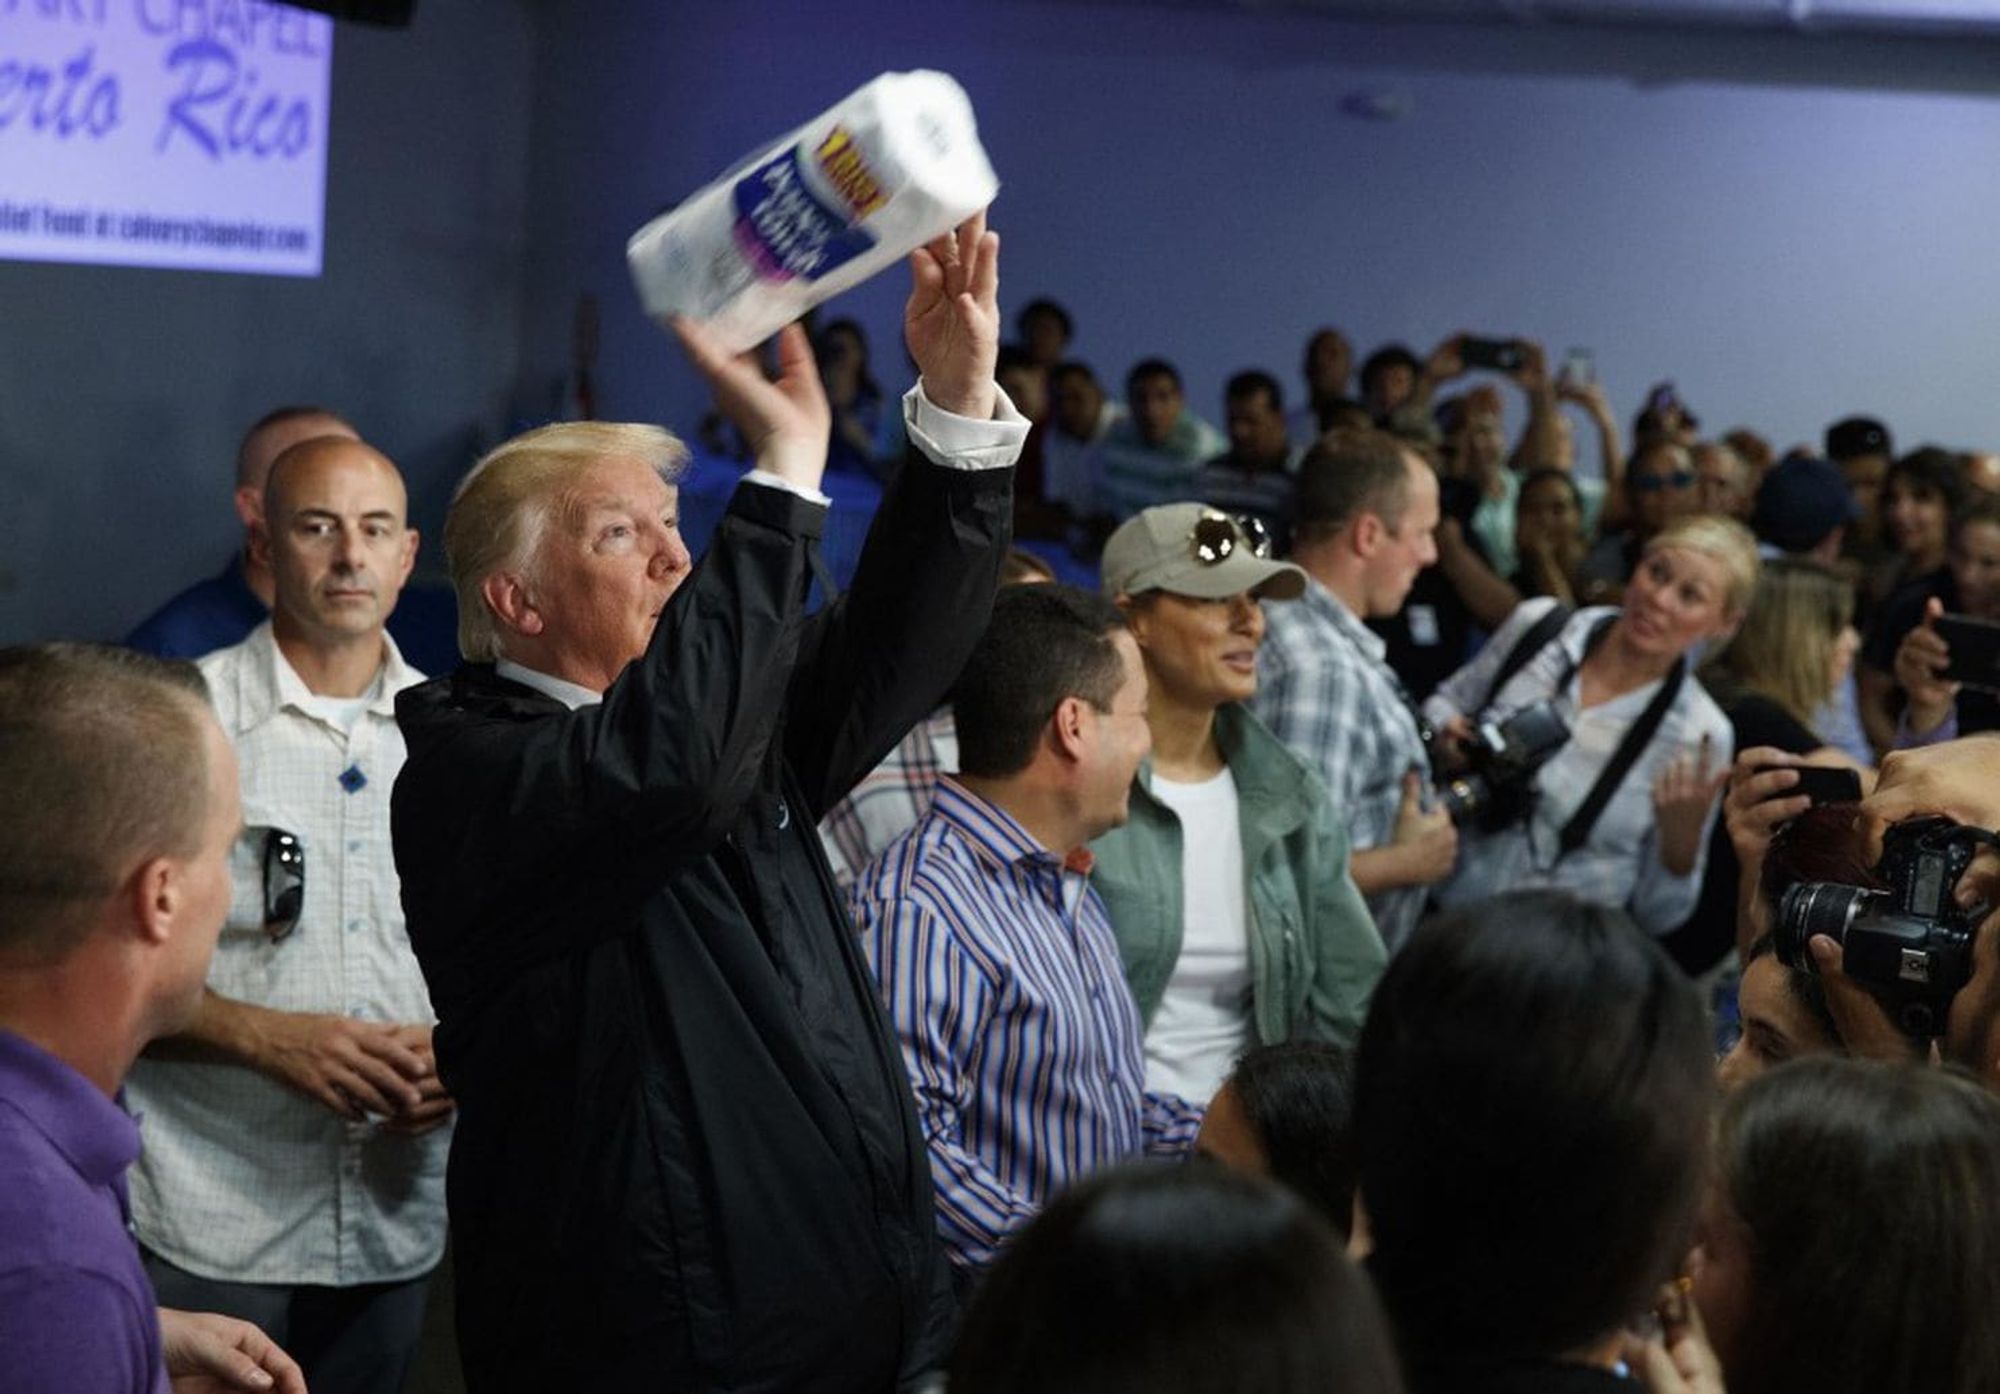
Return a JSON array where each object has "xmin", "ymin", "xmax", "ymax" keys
[
  {"xmin": 399, "ymin": 482, "xmax": 828, "ymax": 890},
  {"xmin": 782, "ymin": 445, "xmax": 1015, "ymax": 822}
]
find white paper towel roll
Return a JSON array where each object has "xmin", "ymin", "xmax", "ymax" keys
[{"xmin": 628, "ymin": 70, "xmax": 1000, "ymax": 352}]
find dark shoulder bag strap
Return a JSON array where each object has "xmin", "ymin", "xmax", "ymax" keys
[
  {"xmin": 1556, "ymin": 648, "xmax": 1688, "ymax": 860},
  {"xmin": 1476, "ymin": 604, "xmax": 1573, "ymax": 716}
]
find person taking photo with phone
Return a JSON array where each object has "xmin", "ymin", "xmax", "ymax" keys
[
  {"xmin": 1663, "ymin": 560, "xmax": 1869, "ymax": 974},
  {"xmin": 1887, "ymin": 492, "xmax": 2000, "ymax": 747}
]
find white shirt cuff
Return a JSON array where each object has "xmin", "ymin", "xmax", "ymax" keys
[
  {"xmin": 903, "ymin": 381, "xmax": 1029, "ymax": 470},
  {"xmin": 741, "ymin": 470, "xmax": 831, "ymax": 506}
]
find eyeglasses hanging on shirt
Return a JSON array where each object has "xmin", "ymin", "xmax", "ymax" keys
[{"xmin": 262, "ymin": 829, "xmax": 305, "ymax": 943}]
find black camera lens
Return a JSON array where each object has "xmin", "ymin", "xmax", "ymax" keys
[
  {"xmin": 1774, "ymin": 881, "xmax": 1878, "ymax": 969},
  {"xmin": 1439, "ymin": 775, "xmax": 1485, "ymax": 828}
]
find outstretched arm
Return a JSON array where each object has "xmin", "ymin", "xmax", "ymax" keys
[{"xmin": 787, "ymin": 212, "xmax": 1024, "ymax": 815}]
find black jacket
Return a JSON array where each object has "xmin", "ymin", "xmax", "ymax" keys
[{"xmin": 391, "ymin": 457, "xmax": 1013, "ymax": 1392}]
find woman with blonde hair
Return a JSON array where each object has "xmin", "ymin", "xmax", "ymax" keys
[
  {"xmin": 1425, "ymin": 515, "xmax": 1758, "ymax": 935},
  {"xmin": 1661, "ymin": 561, "xmax": 1866, "ymax": 972}
]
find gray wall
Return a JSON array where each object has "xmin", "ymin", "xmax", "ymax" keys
[{"xmin": 0, "ymin": 0, "xmax": 537, "ymax": 643}]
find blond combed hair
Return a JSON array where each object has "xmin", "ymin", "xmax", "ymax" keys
[
  {"xmin": 444, "ymin": 421, "xmax": 690, "ymax": 662},
  {"xmin": 1702, "ymin": 560, "xmax": 1854, "ymax": 728},
  {"xmin": 1644, "ymin": 514, "xmax": 1762, "ymax": 621}
]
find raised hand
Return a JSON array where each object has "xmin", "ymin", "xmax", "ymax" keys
[
  {"xmin": 1893, "ymin": 597, "xmax": 1958, "ymax": 738},
  {"xmin": 1723, "ymin": 749, "xmax": 1812, "ymax": 872},
  {"xmin": 905, "ymin": 208, "xmax": 1000, "ymax": 419},
  {"xmin": 1421, "ymin": 332, "xmax": 1467, "ymax": 389},
  {"xmin": 1558, "ymin": 375, "xmax": 1612, "ymax": 418},
  {"xmin": 1654, "ymin": 735, "xmax": 1729, "ymax": 876},
  {"xmin": 1508, "ymin": 339, "xmax": 1551, "ymax": 395},
  {"xmin": 672, "ymin": 317, "xmax": 831, "ymax": 490}
]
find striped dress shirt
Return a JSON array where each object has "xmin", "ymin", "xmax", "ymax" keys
[{"xmin": 850, "ymin": 778, "xmax": 1203, "ymax": 1275}]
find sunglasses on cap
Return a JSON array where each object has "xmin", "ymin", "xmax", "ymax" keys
[
  {"xmin": 263, "ymin": 828, "xmax": 304, "ymax": 943},
  {"xmin": 1632, "ymin": 470, "xmax": 1696, "ymax": 495},
  {"xmin": 1189, "ymin": 510, "xmax": 1274, "ymax": 564}
]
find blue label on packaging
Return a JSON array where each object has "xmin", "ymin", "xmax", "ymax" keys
[{"xmin": 731, "ymin": 146, "xmax": 876, "ymax": 284}]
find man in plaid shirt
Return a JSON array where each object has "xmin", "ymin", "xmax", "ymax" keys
[
  {"xmin": 127, "ymin": 437, "xmax": 449, "ymax": 1394},
  {"xmin": 1251, "ymin": 428, "xmax": 1458, "ymax": 953}
]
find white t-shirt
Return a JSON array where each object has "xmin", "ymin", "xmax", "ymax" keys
[
  {"xmin": 1142, "ymin": 767, "xmax": 1252, "ymax": 1102},
  {"xmin": 297, "ymin": 690, "xmax": 373, "ymax": 735}
]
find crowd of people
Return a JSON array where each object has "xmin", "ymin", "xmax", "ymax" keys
[{"xmin": 5, "ymin": 210, "xmax": 2000, "ymax": 1394}]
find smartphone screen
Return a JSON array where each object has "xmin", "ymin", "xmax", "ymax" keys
[
  {"xmin": 1461, "ymin": 337, "xmax": 1522, "ymax": 373},
  {"xmin": 1562, "ymin": 347, "xmax": 1594, "ymax": 386},
  {"xmin": 1754, "ymin": 764, "xmax": 1861, "ymax": 808},
  {"xmin": 1936, "ymin": 613, "xmax": 2000, "ymax": 691}
]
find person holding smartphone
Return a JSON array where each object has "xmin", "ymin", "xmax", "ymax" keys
[
  {"xmin": 1663, "ymin": 560, "xmax": 1869, "ymax": 974},
  {"xmin": 1887, "ymin": 492, "xmax": 2000, "ymax": 747}
]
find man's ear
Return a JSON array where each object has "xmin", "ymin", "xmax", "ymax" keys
[
  {"xmin": 481, "ymin": 571, "xmax": 543, "ymax": 638},
  {"xmin": 1050, "ymin": 695, "xmax": 1091, "ymax": 764},
  {"xmin": 1352, "ymin": 512, "xmax": 1385, "ymax": 559},
  {"xmin": 247, "ymin": 521, "xmax": 273, "ymax": 574},
  {"xmin": 397, "ymin": 527, "xmax": 420, "ymax": 587},
  {"xmin": 127, "ymin": 856, "xmax": 179, "ymax": 948},
  {"xmin": 233, "ymin": 484, "xmax": 263, "ymax": 533}
]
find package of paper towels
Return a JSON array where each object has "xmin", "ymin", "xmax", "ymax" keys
[{"xmin": 627, "ymin": 71, "xmax": 1000, "ymax": 353}]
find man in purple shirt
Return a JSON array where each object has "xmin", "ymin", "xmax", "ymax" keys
[{"xmin": 0, "ymin": 644, "xmax": 303, "ymax": 1394}]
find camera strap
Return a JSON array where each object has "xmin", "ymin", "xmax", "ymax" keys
[
  {"xmin": 1553, "ymin": 616, "xmax": 1687, "ymax": 859},
  {"xmin": 1477, "ymin": 604, "xmax": 1573, "ymax": 715}
]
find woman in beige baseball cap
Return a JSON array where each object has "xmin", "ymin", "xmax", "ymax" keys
[{"xmin": 1088, "ymin": 504, "xmax": 1386, "ymax": 1108}]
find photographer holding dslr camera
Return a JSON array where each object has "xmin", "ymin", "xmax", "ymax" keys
[
  {"xmin": 1743, "ymin": 737, "xmax": 2000, "ymax": 1082},
  {"xmin": 1422, "ymin": 516, "xmax": 1756, "ymax": 934}
]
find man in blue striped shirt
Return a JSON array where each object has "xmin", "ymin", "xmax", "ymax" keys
[{"xmin": 850, "ymin": 586, "xmax": 1204, "ymax": 1281}]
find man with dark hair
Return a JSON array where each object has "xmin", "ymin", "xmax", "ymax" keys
[
  {"xmin": 1042, "ymin": 360, "xmax": 1126, "ymax": 523},
  {"xmin": 849, "ymin": 585, "xmax": 1202, "ymax": 1283},
  {"xmin": 1359, "ymin": 345, "xmax": 1422, "ymax": 424},
  {"xmin": 126, "ymin": 405, "xmax": 459, "ymax": 673},
  {"xmin": 1826, "ymin": 415, "xmax": 1894, "ymax": 539},
  {"xmin": 1194, "ymin": 1040, "xmax": 1357, "ymax": 1238},
  {"xmin": 127, "ymin": 439, "xmax": 448, "ymax": 1394},
  {"xmin": 1094, "ymin": 357, "xmax": 1225, "ymax": 522},
  {"xmin": 1355, "ymin": 892, "xmax": 1714, "ymax": 1388},
  {"xmin": 819, "ymin": 550, "xmax": 1057, "ymax": 888},
  {"xmin": 1252, "ymin": 428, "xmax": 1454, "ymax": 953},
  {"xmin": 0, "ymin": 644, "xmax": 305, "ymax": 1394},
  {"xmin": 1289, "ymin": 327, "xmax": 1354, "ymax": 447},
  {"xmin": 1016, "ymin": 297, "xmax": 1073, "ymax": 369},
  {"xmin": 1196, "ymin": 369, "xmax": 1300, "ymax": 547}
]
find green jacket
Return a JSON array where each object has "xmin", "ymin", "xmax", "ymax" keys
[{"xmin": 1088, "ymin": 702, "xmax": 1387, "ymax": 1049}]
